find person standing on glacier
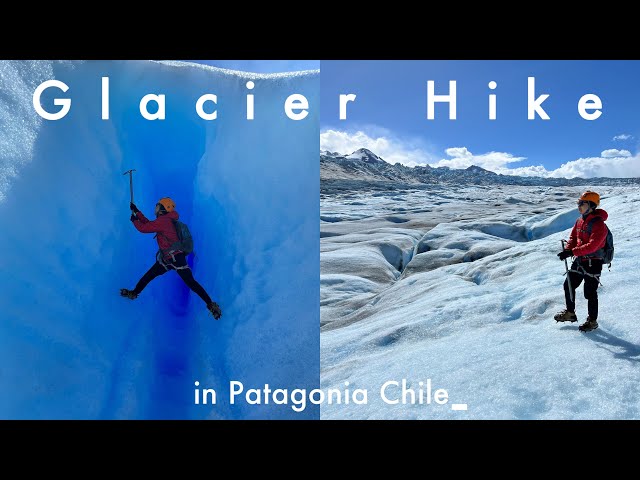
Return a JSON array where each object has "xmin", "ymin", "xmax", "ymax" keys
[
  {"xmin": 120, "ymin": 197, "xmax": 222, "ymax": 320},
  {"xmin": 554, "ymin": 191, "xmax": 609, "ymax": 332}
]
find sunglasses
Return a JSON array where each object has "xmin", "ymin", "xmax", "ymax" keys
[{"xmin": 577, "ymin": 200, "xmax": 588, "ymax": 206}]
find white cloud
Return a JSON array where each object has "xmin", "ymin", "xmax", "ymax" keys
[
  {"xmin": 548, "ymin": 154, "xmax": 640, "ymax": 179},
  {"xmin": 613, "ymin": 134, "xmax": 632, "ymax": 141},
  {"xmin": 434, "ymin": 147, "xmax": 640, "ymax": 179},
  {"xmin": 320, "ymin": 129, "xmax": 434, "ymax": 167},
  {"xmin": 601, "ymin": 149, "xmax": 631, "ymax": 158},
  {"xmin": 433, "ymin": 147, "xmax": 640, "ymax": 178},
  {"xmin": 432, "ymin": 147, "xmax": 527, "ymax": 173}
]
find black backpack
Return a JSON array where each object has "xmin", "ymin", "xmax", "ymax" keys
[
  {"xmin": 157, "ymin": 219, "xmax": 194, "ymax": 256},
  {"xmin": 170, "ymin": 219, "xmax": 194, "ymax": 255},
  {"xmin": 586, "ymin": 217, "xmax": 614, "ymax": 267}
]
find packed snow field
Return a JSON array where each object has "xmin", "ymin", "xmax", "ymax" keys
[
  {"xmin": 320, "ymin": 184, "xmax": 640, "ymax": 419},
  {"xmin": 0, "ymin": 60, "xmax": 319, "ymax": 419}
]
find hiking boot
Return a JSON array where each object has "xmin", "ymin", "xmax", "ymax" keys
[
  {"xmin": 120, "ymin": 288, "xmax": 138, "ymax": 300},
  {"xmin": 554, "ymin": 309, "xmax": 577, "ymax": 323},
  {"xmin": 579, "ymin": 316, "xmax": 599, "ymax": 332},
  {"xmin": 207, "ymin": 301, "xmax": 222, "ymax": 320}
]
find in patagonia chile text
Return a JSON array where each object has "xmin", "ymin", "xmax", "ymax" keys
[{"xmin": 194, "ymin": 379, "xmax": 468, "ymax": 413}]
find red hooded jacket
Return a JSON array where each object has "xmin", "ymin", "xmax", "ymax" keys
[
  {"xmin": 566, "ymin": 208, "xmax": 609, "ymax": 260},
  {"xmin": 132, "ymin": 210, "xmax": 182, "ymax": 259}
]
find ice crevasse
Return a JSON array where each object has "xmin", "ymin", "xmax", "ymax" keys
[{"xmin": 0, "ymin": 60, "xmax": 320, "ymax": 419}]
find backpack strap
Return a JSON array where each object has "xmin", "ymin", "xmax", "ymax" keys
[
  {"xmin": 583, "ymin": 216, "xmax": 607, "ymax": 263},
  {"xmin": 585, "ymin": 215, "xmax": 603, "ymax": 234},
  {"xmin": 155, "ymin": 219, "xmax": 182, "ymax": 256}
]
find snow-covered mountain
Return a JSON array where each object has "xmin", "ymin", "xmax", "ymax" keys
[
  {"xmin": 320, "ymin": 149, "xmax": 640, "ymax": 190},
  {"xmin": 344, "ymin": 148, "xmax": 386, "ymax": 163}
]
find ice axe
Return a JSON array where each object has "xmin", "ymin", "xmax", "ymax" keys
[
  {"xmin": 561, "ymin": 239, "xmax": 574, "ymax": 303},
  {"xmin": 123, "ymin": 169, "xmax": 136, "ymax": 205}
]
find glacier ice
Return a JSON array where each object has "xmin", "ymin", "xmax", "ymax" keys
[{"xmin": 0, "ymin": 60, "xmax": 320, "ymax": 419}]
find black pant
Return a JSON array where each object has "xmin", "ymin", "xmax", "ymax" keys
[
  {"xmin": 564, "ymin": 258, "xmax": 602, "ymax": 320},
  {"xmin": 133, "ymin": 252, "xmax": 212, "ymax": 305}
]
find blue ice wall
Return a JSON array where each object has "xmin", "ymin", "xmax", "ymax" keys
[{"xmin": 0, "ymin": 60, "xmax": 320, "ymax": 419}]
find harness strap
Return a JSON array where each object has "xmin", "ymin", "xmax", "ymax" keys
[
  {"xmin": 156, "ymin": 226, "xmax": 185, "ymax": 264},
  {"xmin": 156, "ymin": 251, "xmax": 170, "ymax": 271},
  {"xmin": 567, "ymin": 263, "xmax": 603, "ymax": 287},
  {"xmin": 156, "ymin": 250, "xmax": 191, "ymax": 271}
]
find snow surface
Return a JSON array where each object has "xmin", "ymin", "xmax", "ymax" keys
[
  {"xmin": 321, "ymin": 184, "xmax": 640, "ymax": 419},
  {"xmin": 0, "ymin": 60, "xmax": 320, "ymax": 419}
]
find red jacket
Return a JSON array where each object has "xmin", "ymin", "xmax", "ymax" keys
[
  {"xmin": 132, "ymin": 210, "xmax": 182, "ymax": 258},
  {"xmin": 566, "ymin": 208, "xmax": 608, "ymax": 259}
]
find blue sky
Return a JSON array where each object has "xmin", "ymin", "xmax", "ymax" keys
[
  {"xmin": 320, "ymin": 60, "xmax": 640, "ymax": 178},
  {"xmin": 184, "ymin": 60, "xmax": 319, "ymax": 73}
]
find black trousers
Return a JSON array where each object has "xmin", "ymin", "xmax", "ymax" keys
[
  {"xmin": 133, "ymin": 252, "xmax": 212, "ymax": 305},
  {"xmin": 564, "ymin": 258, "xmax": 603, "ymax": 320}
]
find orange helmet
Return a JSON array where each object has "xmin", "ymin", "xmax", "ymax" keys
[
  {"xmin": 578, "ymin": 191, "xmax": 600, "ymax": 207},
  {"xmin": 157, "ymin": 197, "xmax": 176, "ymax": 212}
]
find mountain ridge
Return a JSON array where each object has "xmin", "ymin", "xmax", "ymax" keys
[{"xmin": 320, "ymin": 149, "xmax": 640, "ymax": 187}]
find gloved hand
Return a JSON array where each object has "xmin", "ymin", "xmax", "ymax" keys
[
  {"xmin": 557, "ymin": 249, "xmax": 573, "ymax": 260},
  {"xmin": 130, "ymin": 202, "xmax": 139, "ymax": 213},
  {"xmin": 130, "ymin": 213, "xmax": 137, "ymax": 222}
]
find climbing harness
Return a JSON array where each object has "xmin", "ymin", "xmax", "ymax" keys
[{"xmin": 566, "ymin": 257, "xmax": 604, "ymax": 287}]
